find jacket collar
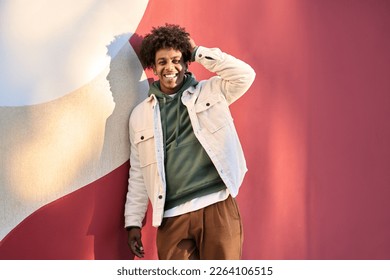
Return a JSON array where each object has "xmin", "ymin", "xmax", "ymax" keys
[{"xmin": 146, "ymin": 95, "xmax": 155, "ymax": 103}]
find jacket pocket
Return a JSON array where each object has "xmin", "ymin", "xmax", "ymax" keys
[
  {"xmin": 195, "ymin": 94, "xmax": 233, "ymax": 133},
  {"xmin": 134, "ymin": 128, "xmax": 157, "ymax": 167}
]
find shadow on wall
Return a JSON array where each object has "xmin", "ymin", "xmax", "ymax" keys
[
  {"xmin": 0, "ymin": 32, "xmax": 149, "ymax": 259},
  {"xmin": 87, "ymin": 33, "xmax": 149, "ymax": 259}
]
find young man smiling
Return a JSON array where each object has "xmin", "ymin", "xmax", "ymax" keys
[
  {"xmin": 124, "ymin": 24, "xmax": 256, "ymax": 260},
  {"xmin": 154, "ymin": 48, "xmax": 186, "ymax": 94}
]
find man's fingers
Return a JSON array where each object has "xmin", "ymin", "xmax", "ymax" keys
[
  {"xmin": 188, "ymin": 37, "xmax": 197, "ymax": 51},
  {"xmin": 128, "ymin": 227, "xmax": 144, "ymax": 258},
  {"xmin": 131, "ymin": 241, "xmax": 145, "ymax": 258}
]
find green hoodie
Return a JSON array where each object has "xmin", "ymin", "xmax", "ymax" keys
[{"xmin": 149, "ymin": 73, "xmax": 226, "ymax": 210}]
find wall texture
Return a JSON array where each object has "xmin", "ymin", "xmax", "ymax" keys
[{"xmin": 1, "ymin": 0, "xmax": 390, "ymax": 259}]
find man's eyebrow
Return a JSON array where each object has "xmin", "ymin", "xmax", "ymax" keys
[{"xmin": 157, "ymin": 55, "xmax": 181, "ymax": 61}]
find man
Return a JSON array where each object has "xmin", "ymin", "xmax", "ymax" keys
[{"xmin": 124, "ymin": 24, "xmax": 255, "ymax": 260}]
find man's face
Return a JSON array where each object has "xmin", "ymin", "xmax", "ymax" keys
[{"xmin": 153, "ymin": 48, "xmax": 187, "ymax": 94}]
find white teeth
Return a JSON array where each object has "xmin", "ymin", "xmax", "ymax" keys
[{"xmin": 165, "ymin": 74, "xmax": 176, "ymax": 78}]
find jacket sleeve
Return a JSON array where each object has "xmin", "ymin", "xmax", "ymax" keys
[
  {"xmin": 124, "ymin": 113, "xmax": 149, "ymax": 228},
  {"xmin": 194, "ymin": 46, "xmax": 256, "ymax": 105}
]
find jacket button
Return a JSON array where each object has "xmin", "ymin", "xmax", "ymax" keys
[
  {"xmin": 140, "ymin": 136, "xmax": 144, "ymax": 140},
  {"xmin": 206, "ymin": 103, "xmax": 210, "ymax": 106},
  {"xmin": 158, "ymin": 195, "xmax": 163, "ymax": 199}
]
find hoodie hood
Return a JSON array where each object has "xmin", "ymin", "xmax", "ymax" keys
[
  {"xmin": 149, "ymin": 73, "xmax": 198, "ymax": 164},
  {"xmin": 148, "ymin": 72, "xmax": 198, "ymax": 98}
]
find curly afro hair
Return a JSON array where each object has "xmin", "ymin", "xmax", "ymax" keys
[{"xmin": 140, "ymin": 23, "xmax": 192, "ymax": 69}]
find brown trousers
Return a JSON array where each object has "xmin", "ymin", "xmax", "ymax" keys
[{"xmin": 156, "ymin": 195, "xmax": 243, "ymax": 260}]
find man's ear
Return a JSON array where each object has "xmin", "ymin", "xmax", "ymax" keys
[{"xmin": 152, "ymin": 65, "xmax": 157, "ymax": 75}]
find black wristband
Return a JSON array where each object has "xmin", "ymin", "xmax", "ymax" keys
[{"xmin": 191, "ymin": 46, "xmax": 199, "ymax": 62}]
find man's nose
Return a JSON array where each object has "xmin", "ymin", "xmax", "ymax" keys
[{"xmin": 166, "ymin": 62, "xmax": 174, "ymax": 70}]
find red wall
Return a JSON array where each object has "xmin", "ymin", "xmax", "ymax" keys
[{"xmin": 1, "ymin": 0, "xmax": 390, "ymax": 260}]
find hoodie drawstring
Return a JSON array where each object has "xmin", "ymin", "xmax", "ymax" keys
[{"xmin": 175, "ymin": 93, "xmax": 182, "ymax": 147}]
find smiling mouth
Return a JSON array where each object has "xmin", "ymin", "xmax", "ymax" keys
[{"xmin": 163, "ymin": 73, "xmax": 178, "ymax": 79}]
